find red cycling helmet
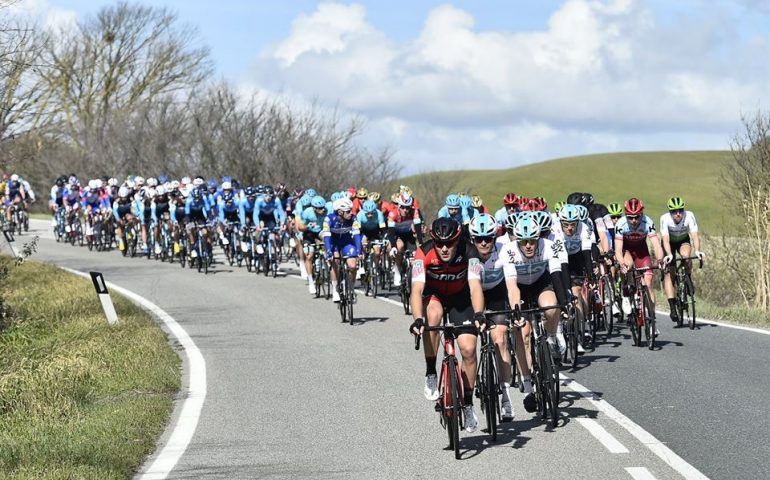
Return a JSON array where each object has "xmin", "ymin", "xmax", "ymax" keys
[
  {"xmin": 518, "ymin": 197, "xmax": 532, "ymax": 211},
  {"xmin": 503, "ymin": 192, "xmax": 519, "ymax": 206},
  {"xmin": 530, "ymin": 196, "xmax": 547, "ymax": 212},
  {"xmin": 624, "ymin": 197, "xmax": 644, "ymax": 215}
]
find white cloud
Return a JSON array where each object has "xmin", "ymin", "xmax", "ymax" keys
[
  {"xmin": 249, "ymin": 0, "xmax": 769, "ymax": 172},
  {"xmin": 7, "ymin": 0, "xmax": 78, "ymax": 31}
]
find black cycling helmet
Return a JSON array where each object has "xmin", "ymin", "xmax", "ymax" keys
[
  {"xmin": 567, "ymin": 192, "xmax": 583, "ymax": 205},
  {"xmin": 589, "ymin": 203, "xmax": 609, "ymax": 220},
  {"xmin": 581, "ymin": 192, "xmax": 595, "ymax": 206},
  {"xmin": 430, "ymin": 217, "xmax": 462, "ymax": 243}
]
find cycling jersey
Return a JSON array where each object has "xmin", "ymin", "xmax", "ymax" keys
[
  {"xmin": 299, "ymin": 206, "xmax": 325, "ymax": 235},
  {"xmin": 84, "ymin": 191, "xmax": 108, "ymax": 213},
  {"xmin": 659, "ymin": 211, "xmax": 698, "ymax": 243},
  {"xmin": 255, "ymin": 196, "xmax": 286, "ymax": 227},
  {"xmin": 185, "ymin": 197, "xmax": 209, "ymax": 223},
  {"xmin": 152, "ymin": 197, "xmax": 171, "ymax": 223},
  {"xmin": 218, "ymin": 197, "xmax": 240, "ymax": 224},
  {"xmin": 615, "ymin": 215, "xmax": 656, "ymax": 248},
  {"xmin": 437, "ymin": 205, "xmax": 470, "ymax": 225},
  {"xmin": 412, "ymin": 240, "xmax": 479, "ymax": 298},
  {"xmin": 5, "ymin": 180, "xmax": 23, "ymax": 200},
  {"xmin": 467, "ymin": 242, "xmax": 506, "ymax": 291},
  {"xmin": 501, "ymin": 237, "xmax": 563, "ymax": 285},
  {"xmin": 356, "ymin": 210, "xmax": 386, "ymax": 235},
  {"xmin": 322, "ymin": 212, "xmax": 362, "ymax": 257},
  {"xmin": 112, "ymin": 198, "xmax": 133, "ymax": 221},
  {"xmin": 50, "ymin": 185, "xmax": 67, "ymax": 207}
]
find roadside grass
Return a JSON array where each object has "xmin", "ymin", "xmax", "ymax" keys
[
  {"xmin": 0, "ymin": 257, "xmax": 180, "ymax": 479},
  {"xmin": 402, "ymin": 150, "xmax": 731, "ymax": 234}
]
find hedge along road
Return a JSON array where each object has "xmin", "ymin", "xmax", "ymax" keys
[{"xmin": 27, "ymin": 219, "xmax": 767, "ymax": 479}]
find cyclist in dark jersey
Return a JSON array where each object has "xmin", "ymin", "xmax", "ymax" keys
[{"xmin": 409, "ymin": 217, "xmax": 485, "ymax": 433}]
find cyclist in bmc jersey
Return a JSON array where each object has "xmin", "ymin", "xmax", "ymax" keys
[
  {"xmin": 660, "ymin": 196, "xmax": 705, "ymax": 323},
  {"xmin": 409, "ymin": 217, "xmax": 484, "ymax": 433}
]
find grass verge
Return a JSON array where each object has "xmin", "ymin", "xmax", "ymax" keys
[{"xmin": 0, "ymin": 257, "xmax": 180, "ymax": 479}]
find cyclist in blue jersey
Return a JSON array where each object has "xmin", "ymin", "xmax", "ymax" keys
[
  {"xmin": 185, "ymin": 188, "xmax": 211, "ymax": 259},
  {"xmin": 217, "ymin": 190, "xmax": 240, "ymax": 247},
  {"xmin": 238, "ymin": 187, "xmax": 258, "ymax": 228},
  {"xmin": 84, "ymin": 179, "xmax": 110, "ymax": 244},
  {"xmin": 136, "ymin": 188, "xmax": 155, "ymax": 255},
  {"xmin": 460, "ymin": 195, "xmax": 476, "ymax": 222},
  {"xmin": 151, "ymin": 186, "xmax": 172, "ymax": 256},
  {"xmin": 438, "ymin": 194, "xmax": 471, "ymax": 226},
  {"xmin": 254, "ymin": 186, "xmax": 286, "ymax": 264},
  {"xmin": 170, "ymin": 187, "xmax": 188, "ymax": 254},
  {"xmin": 357, "ymin": 199, "xmax": 387, "ymax": 283},
  {"xmin": 298, "ymin": 195, "xmax": 327, "ymax": 294},
  {"xmin": 62, "ymin": 182, "xmax": 83, "ymax": 230},
  {"xmin": 322, "ymin": 197, "xmax": 361, "ymax": 303},
  {"xmin": 4, "ymin": 174, "xmax": 27, "ymax": 223},
  {"xmin": 292, "ymin": 191, "xmax": 314, "ymax": 279}
]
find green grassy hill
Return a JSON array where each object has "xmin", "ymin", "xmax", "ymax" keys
[{"xmin": 402, "ymin": 151, "xmax": 731, "ymax": 234}]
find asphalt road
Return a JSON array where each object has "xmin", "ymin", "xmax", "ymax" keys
[{"xmin": 21, "ymin": 219, "xmax": 770, "ymax": 479}]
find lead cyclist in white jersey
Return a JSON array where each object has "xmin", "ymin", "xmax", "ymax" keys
[{"xmin": 659, "ymin": 196, "xmax": 704, "ymax": 323}]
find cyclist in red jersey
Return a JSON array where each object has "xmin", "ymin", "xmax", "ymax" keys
[
  {"xmin": 352, "ymin": 187, "xmax": 368, "ymax": 215},
  {"xmin": 409, "ymin": 217, "xmax": 485, "ymax": 433}
]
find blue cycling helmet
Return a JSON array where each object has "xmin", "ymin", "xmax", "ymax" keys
[
  {"xmin": 445, "ymin": 194, "xmax": 461, "ymax": 207},
  {"xmin": 221, "ymin": 176, "xmax": 232, "ymax": 183},
  {"xmin": 222, "ymin": 191, "xmax": 235, "ymax": 202},
  {"xmin": 513, "ymin": 212, "xmax": 541, "ymax": 240},
  {"xmin": 207, "ymin": 180, "xmax": 217, "ymax": 189},
  {"xmin": 575, "ymin": 204, "xmax": 589, "ymax": 221},
  {"xmin": 362, "ymin": 200, "xmax": 377, "ymax": 213},
  {"xmin": 559, "ymin": 204, "xmax": 580, "ymax": 222},
  {"xmin": 330, "ymin": 191, "xmax": 343, "ymax": 202},
  {"xmin": 245, "ymin": 187, "xmax": 256, "ymax": 196},
  {"xmin": 459, "ymin": 195, "xmax": 472, "ymax": 208},
  {"xmin": 469, "ymin": 213, "xmax": 497, "ymax": 237},
  {"xmin": 311, "ymin": 196, "xmax": 326, "ymax": 208},
  {"xmin": 158, "ymin": 175, "xmax": 169, "ymax": 184},
  {"xmin": 192, "ymin": 188, "xmax": 202, "ymax": 200},
  {"xmin": 305, "ymin": 188, "xmax": 317, "ymax": 198}
]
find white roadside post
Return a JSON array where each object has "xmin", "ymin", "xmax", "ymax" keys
[
  {"xmin": 2, "ymin": 231, "xmax": 22, "ymax": 260},
  {"xmin": 89, "ymin": 271, "xmax": 119, "ymax": 325}
]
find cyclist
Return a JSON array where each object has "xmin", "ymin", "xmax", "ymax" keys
[
  {"xmin": 255, "ymin": 186, "xmax": 286, "ymax": 265},
  {"xmin": 217, "ymin": 190, "xmax": 241, "ymax": 249},
  {"xmin": 466, "ymin": 213, "xmax": 515, "ymax": 421},
  {"xmin": 150, "ymin": 186, "xmax": 172, "ymax": 255},
  {"xmin": 614, "ymin": 197, "xmax": 665, "ymax": 325},
  {"xmin": 357, "ymin": 199, "xmax": 386, "ymax": 283},
  {"xmin": 292, "ymin": 190, "xmax": 315, "ymax": 279},
  {"xmin": 660, "ymin": 196, "xmax": 704, "ymax": 323},
  {"xmin": 321, "ymin": 197, "xmax": 361, "ymax": 303},
  {"xmin": 494, "ymin": 193, "xmax": 519, "ymax": 230},
  {"xmin": 559, "ymin": 204, "xmax": 595, "ymax": 350},
  {"xmin": 387, "ymin": 193, "xmax": 424, "ymax": 287},
  {"xmin": 298, "ymin": 195, "xmax": 327, "ymax": 294},
  {"xmin": 408, "ymin": 217, "xmax": 484, "ymax": 433},
  {"xmin": 49, "ymin": 176, "xmax": 68, "ymax": 227},
  {"xmin": 84, "ymin": 180, "xmax": 110, "ymax": 244},
  {"xmin": 185, "ymin": 187, "xmax": 212, "ymax": 259},
  {"xmin": 501, "ymin": 212, "xmax": 569, "ymax": 412},
  {"xmin": 352, "ymin": 187, "xmax": 368, "ymax": 215},
  {"xmin": 4, "ymin": 174, "xmax": 27, "ymax": 224},
  {"xmin": 113, "ymin": 186, "xmax": 136, "ymax": 253}
]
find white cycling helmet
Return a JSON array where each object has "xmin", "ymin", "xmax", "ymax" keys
[
  {"xmin": 469, "ymin": 213, "xmax": 497, "ymax": 237},
  {"xmin": 333, "ymin": 198, "xmax": 353, "ymax": 212},
  {"xmin": 155, "ymin": 185, "xmax": 166, "ymax": 196},
  {"xmin": 94, "ymin": 179, "xmax": 103, "ymax": 189},
  {"xmin": 171, "ymin": 180, "xmax": 180, "ymax": 189},
  {"xmin": 10, "ymin": 174, "xmax": 19, "ymax": 182},
  {"xmin": 192, "ymin": 178, "xmax": 204, "ymax": 187},
  {"xmin": 221, "ymin": 181, "xmax": 232, "ymax": 190},
  {"xmin": 181, "ymin": 176, "xmax": 191, "ymax": 185},
  {"xmin": 108, "ymin": 177, "xmax": 118, "ymax": 187},
  {"xmin": 146, "ymin": 177, "xmax": 158, "ymax": 187},
  {"xmin": 88, "ymin": 179, "xmax": 97, "ymax": 190},
  {"xmin": 135, "ymin": 176, "xmax": 145, "ymax": 186},
  {"xmin": 118, "ymin": 186, "xmax": 129, "ymax": 198}
]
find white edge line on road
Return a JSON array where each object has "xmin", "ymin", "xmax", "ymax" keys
[
  {"xmin": 61, "ymin": 267, "xmax": 205, "ymax": 480},
  {"xmin": 625, "ymin": 467, "xmax": 658, "ymax": 480},
  {"xmin": 561, "ymin": 374, "xmax": 709, "ymax": 480},
  {"xmin": 575, "ymin": 418, "xmax": 629, "ymax": 453},
  {"xmin": 655, "ymin": 309, "xmax": 770, "ymax": 336}
]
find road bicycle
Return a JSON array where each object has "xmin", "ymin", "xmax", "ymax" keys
[
  {"xmin": 312, "ymin": 244, "xmax": 331, "ymax": 300},
  {"xmin": 398, "ymin": 249, "xmax": 415, "ymax": 315},
  {"xmin": 334, "ymin": 257, "xmax": 356, "ymax": 324},
  {"xmin": 626, "ymin": 265, "xmax": 659, "ymax": 350},
  {"xmin": 521, "ymin": 303, "xmax": 562, "ymax": 428},
  {"xmin": 475, "ymin": 316, "xmax": 505, "ymax": 441},
  {"xmin": 362, "ymin": 240, "xmax": 385, "ymax": 298},
  {"xmin": 562, "ymin": 298, "xmax": 583, "ymax": 369},
  {"xmin": 670, "ymin": 255, "xmax": 702, "ymax": 330}
]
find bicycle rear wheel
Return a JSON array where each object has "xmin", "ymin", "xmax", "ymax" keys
[
  {"xmin": 642, "ymin": 286, "xmax": 655, "ymax": 350},
  {"xmin": 483, "ymin": 348, "xmax": 498, "ymax": 441},
  {"xmin": 602, "ymin": 276, "xmax": 615, "ymax": 337},
  {"xmin": 346, "ymin": 269, "xmax": 355, "ymax": 325},
  {"xmin": 685, "ymin": 274, "xmax": 697, "ymax": 330},
  {"xmin": 539, "ymin": 336, "xmax": 559, "ymax": 428}
]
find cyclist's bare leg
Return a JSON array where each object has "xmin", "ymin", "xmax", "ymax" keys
[
  {"xmin": 512, "ymin": 322, "xmax": 532, "ymax": 377},
  {"xmin": 539, "ymin": 290, "xmax": 560, "ymax": 336},
  {"xmin": 457, "ymin": 333, "xmax": 478, "ymax": 395},
  {"xmin": 491, "ymin": 324, "xmax": 512, "ymax": 385}
]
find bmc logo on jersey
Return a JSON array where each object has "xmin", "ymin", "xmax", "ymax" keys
[{"xmin": 427, "ymin": 270, "xmax": 467, "ymax": 281}]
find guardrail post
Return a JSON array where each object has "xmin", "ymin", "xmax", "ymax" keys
[
  {"xmin": 89, "ymin": 271, "xmax": 119, "ymax": 325},
  {"xmin": 2, "ymin": 231, "xmax": 21, "ymax": 260}
]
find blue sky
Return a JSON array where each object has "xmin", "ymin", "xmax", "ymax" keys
[{"xmin": 13, "ymin": 0, "xmax": 770, "ymax": 172}]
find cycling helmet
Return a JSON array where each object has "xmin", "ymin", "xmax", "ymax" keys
[
  {"xmin": 566, "ymin": 192, "xmax": 583, "ymax": 205},
  {"xmin": 146, "ymin": 177, "xmax": 158, "ymax": 187},
  {"xmin": 255, "ymin": 184, "xmax": 265, "ymax": 194},
  {"xmin": 158, "ymin": 175, "xmax": 169, "ymax": 184},
  {"xmin": 368, "ymin": 191, "xmax": 381, "ymax": 202},
  {"xmin": 333, "ymin": 197, "xmax": 353, "ymax": 212},
  {"xmin": 530, "ymin": 196, "xmax": 547, "ymax": 212},
  {"xmin": 554, "ymin": 201, "xmax": 565, "ymax": 213},
  {"xmin": 275, "ymin": 182, "xmax": 286, "ymax": 193},
  {"xmin": 118, "ymin": 186, "xmax": 129, "ymax": 198},
  {"xmin": 68, "ymin": 175, "xmax": 78, "ymax": 186},
  {"xmin": 356, "ymin": 187, "xmax": 369, "ymax": 199},
  {"xmin": 8, "ymin": 173, "xmax": 18, "ymax": 182},
  {"xmin": 135, "ymin": 176, "xmax": 145, "ymax": 186},
  {"xmin": 55, "ymin": 177, "xmax": 64, "ymax": 187},
  {"xmin": 330, "ymin": 191, "xmax": 343, "ymax": 202},
  {"xmin": 156, "ymin": 186, "xmax": 166, "ymax": 196},
  {"xmin": 191, "ymin": 188, "xmax": 202, "ymax": 200},
  {"xmin": 311, "ymin": 196, "xmax": 326, "ymax": 208},
  {"xmin": 518, "ymin": 198, "xmax": 532, "ymax": 211},
  {"xmin": 576, "ymin": 204, "xmax": 589, "ymax": 221},
  {"xmin": 589, "ymin": 203, "xmax": 609, "ymax": 220},
  {"xmin": 503, "ymin": 192, "xmax": 519, "ymax": 206},
  {"xmin": 400, "ymin": 185, "xmax": 413, "ymax": 196},
  {"xmin": 305, "ymin": 188, "xmax": 317, "ymax": 198},
  {"xmin": 87, "ymin": 179, "xmax": 97, "ymax": 190},
  {"xmin": 559, "ymin": 204, "xmax": 580, "ymax": 222},
  {"xmin": 667, "ymin": 196, "xmax": 685, "ymax": 210},
  {"xmin": 459, "ymin": 196, "xmax": 472, "ymax": 209},
  {"xmin": 430, "ymin": 217, "xmax": 462, "ymax": 243},
  {"xmin": 471, "ymin": 194, "xmax": 483, "ymax": 208},
  {"xmin": 504, "ymin": 212, "xmax": 519, "ymax": 233},
  {"xmin": 513, "ymin": 213, "xmax": 541, "ymax": 240},
  {"xmin": 221, "ymin": 181, "xmax": 232, "ymax": 190},
  {"xmin": 390, "ymin": 193, "xmax": 400, "ymax": 203},
  {"xmin": 398, "ymin": 193, "xmax": 414, "ymax": 207},
  {"xmin": 581, "ymin": 193, "xmax": 594, "ymax": 206},
  {"xmin": 532, "ymin": 210, "xmax": 553, "ymax": 232},
  {"xmin": 264, "ymin": 186, "xmax": 276, "ymax": 197},
  {"xmin": 221, "ymin": 176, "xmax": 232, "ymax": 184},
  {"xmin": 244, "ymin": 187, "xmax": 255, "ymax": 196},
  {"xmin": 445, "ymin": 194, "xmax": 461, "ymax": 208},
  {"xmin": 362, "ymin": 200, "xmax": 377, "ymax": 213},
  {"xmin": 222, "ymin": 191, "xmax": 235, "ymax": 202},
  {"xmin": 624, "ymin": 197, "xmax": 644, "ymax": 215},
  {"xmin": 607, "ymin": 202, "xmax": 623, "ymax": 216},
  {"xmin": 205, "ymin": 180, "xmax": 215, "ymax": 189},
  {"xmin": 469, "ymin": 213, "xmax": 497, "ymax": 237}
]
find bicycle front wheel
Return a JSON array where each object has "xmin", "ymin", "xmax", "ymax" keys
[
  {"xmin": 346, "ymin": 269, "xmax": 355, "ymax": 325},
  {"xmin": 685, "ymin": 274, "xmax": 697, "ymax": 330},
  {"xmin": 483, "ymin": 349, "xmax": 498, "ymax": 441},
  {"xmin": 447, "ymin": 358, "xmax": 461, "ymax": 459}
]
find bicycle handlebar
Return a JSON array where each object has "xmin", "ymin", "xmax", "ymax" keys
[{"xmin": 673, "ymin": 255, "xmax": 703, "ymax": 269}]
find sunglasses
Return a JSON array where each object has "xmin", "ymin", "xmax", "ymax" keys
[
  {"xmin": 435, "ymin": 239, "xmax": 458, "ymax": 248},
  {"xmin": 561, "ymin": 221, "xmax": 577, "ymax": 229},
  {"xmin": 671, "ymin": 209, "xmax": 684, "ymax": 214},
  {"xmin": 518, "ymin": 238, "xmax": 538, "ymax": 246},
  {"xmin": 473, "ymin": 235, "xmax": 495, "ymax": 244},
  {"xmin": 627, "ymin": 215, "xmax": 640, "ymax": 221},
  {"xmin": 610, "ymin": 215, "xmax": 621, "ymax": 220}
]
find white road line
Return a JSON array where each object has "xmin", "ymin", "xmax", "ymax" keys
[
  {"xmin": 655, "ymin": 309, "xmax": 770, "ymax": 336},
  {"xmin": 626, "ymin": 466, "xmax": 658, "ymax": 480},
  {"xmin": 576, "ymin": 418, "xmax": 629, "ymax": 453},
  {"xmin": 61, "ymin": 267, "xmax": 205, "ymax": 480},
  {"xmin": 561, "ymin": 375, "xmax": 709, "ymax": 480}
]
